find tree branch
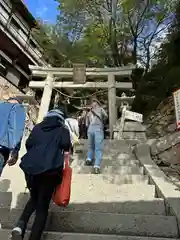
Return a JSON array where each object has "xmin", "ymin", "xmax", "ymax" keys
[{"xmin": 135, "ymin": 0, "xmax": 150, "ymax": 34}]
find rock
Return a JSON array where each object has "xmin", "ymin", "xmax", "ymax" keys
[
  {"xmin": 123, "ymin": 122, "xmax": 146, "ymax": 132},
  {"xmin": 145, "ymin": 96, "xmax": 180, "ymax": 167},
  {"xmin": 146, "ymin": 139, "xmax": 157, "ymax": 146},
  {"xmin": 157, "ymin": 143, "xmax": 180, "ymax": 165},
  {"xmin": 167, "ymin": 124, "xmax": 176, "ymax": 133},
  {"xmin": 145, "ymin": 96, "xmax": 176, "ymax": 138},
  {"xmin": 151, "ymin": 132, "xmax": 180, "ymax": 155},
  {"xmin": 123, "ymin": 132, "xmax": 147, "ymax": 141}
]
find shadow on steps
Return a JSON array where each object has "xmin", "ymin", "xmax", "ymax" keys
[{"xmin": 0, "ymin": 179, "xmax": 10, "ymax": 192}]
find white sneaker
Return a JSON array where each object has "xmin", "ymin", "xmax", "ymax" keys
[{"xmin": 11, "ymin": 227, "xmax": 22, "ymax": 240}]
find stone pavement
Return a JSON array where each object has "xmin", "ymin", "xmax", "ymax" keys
[{"xmin": 0, "ymin": 139, "xmax": 179, "ymax": 239}]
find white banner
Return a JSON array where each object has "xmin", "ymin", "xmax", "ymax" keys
[
  {"xmin": 125, "ymin": 110, "xmax": 143, "ymax": 123},
  {"xmin": 173, "ymin": 89, "xmax": 180, "ymax": 130}
]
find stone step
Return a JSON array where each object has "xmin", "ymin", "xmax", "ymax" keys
[
  {"xmin": 1, "ymin": 173, "xmax": 149, "ymax": 196},
  {"xmin": 72, "ymin": 158, "xmax": 140, "ymax": 169},
  {"xmin": 103, "ymin": 153, "xmax": 137, "ymax": 161},
  {"xmin": 78, "ymin": 140, "xmax": 134, "ymax": 154},
  {"xmin": 0, "ymin": 183, "xmax": 156, "ymax": 203},
  {"xmin": 0, "ymin": 174, "xmax": 150, "ymax": 208},
  {"xmin": 71, "ymin": 175, "xmax": 154, "ymax": 197},
  {"xmin": 74, "ymin": 150, "xmax": 134, "ymax": 159},
  {"xmin": 0, "ymin": 210, "xmax": 177, "ymax": 237},
  {"xmin": 0, "ymin": 191, "xmax": 165, "ymax": 215},
  {"xmin": 51, "ymin": 199, "xmax": 166, "ymax": 215},
  {"xmin": 102, "ymin": 159, "xmax": 140, "ymax": 167},
  {"xmin": 71, "ymin": 173, "xmax": 149, "ymax": 185},
  {"xmin": 73, "ymin": 165, "xmax": 144, "ymax": 175},
  {"xmin": 1, "ymin": 229, "xmax": 178, "ymax": 240},
  {"xmin": 74, "ymin": 147, "xmax": 135, "ymax": 163},
  {"xmin": 73, "ymin": 156, "xmax": 140, "ymax": 167}
]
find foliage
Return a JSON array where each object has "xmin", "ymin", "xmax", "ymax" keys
[
  {"xmin": 55, "ymin": 0, "xmax": 175, "ymax": 69},
  {"xmin": 32, "ymin": 0, "xmax": 180, "ymax": 115},
  {"xmin": 33, "ymin": 0, "xmax": 176, "ymax": 69},
  {"xmin": 32, "ymin": 21, "xmax": 65, "ymax": 66},
  {"xmin": 133, "ymin": 0, "xmax": 180, "ymax": 114}
]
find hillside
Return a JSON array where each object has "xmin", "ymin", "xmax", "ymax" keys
[{"xmin": 145, "ymin": 96, "xmax": 180, "ymax": 188}]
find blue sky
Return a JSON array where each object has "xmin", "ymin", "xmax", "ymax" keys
[{"xmin": 24, "ymin": 0, "xmax": 59, "ymax": 23}]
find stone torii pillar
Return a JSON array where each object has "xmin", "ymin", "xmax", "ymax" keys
[
  {"xmin": 37, "ymin": 73, "xmax": 53, "ymax": 123},
  {"xmin": 108, "ymin": 73, "xmax": 117, "ymax": 139},
  {"xmin": 117, "ymin": 93, "xmax": 135, "ymax": 139}
]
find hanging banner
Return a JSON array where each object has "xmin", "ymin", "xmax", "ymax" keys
[
  {"xmin": 173, "ymin": 88, "xmax": 180, "ymax": 130},
  {"xmin": 125, "ymin": 110, "xmax": 143, "ymax": 123}
]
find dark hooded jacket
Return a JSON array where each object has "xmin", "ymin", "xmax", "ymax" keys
[{"xmin": 20, "ymin": 116, "xmax": 71, "ymax": 175}]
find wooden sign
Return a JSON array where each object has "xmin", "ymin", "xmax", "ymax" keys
[
  {"xmin": 173, "ymin": 88, "xmax": 180, "ymax": 130},
  {"xmin": 125, "ymin": 110, "xmax": 143, "ymax": 123},
  {"xmin": 73, "ymin": 64, "xmax": 86, "ymax": 84}
]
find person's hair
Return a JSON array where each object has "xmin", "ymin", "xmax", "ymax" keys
[
  {"xmin": 49, "ymin": 105, "xmax": 68, "ymax": 119},
  {"xmin": 91, "ymin": 97, "xmax": 101, "ymax": 106}
]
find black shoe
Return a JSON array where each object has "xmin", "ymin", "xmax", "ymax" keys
[
  {"xmin": 11, "ymin": 227, "xmax": 22, "ymax": 240},
  {"xmin": 93, "ymin": 167, "xmax": 100, "ymax": 174},
  {"xmin": 85, "ymin": 160, "xmax": 93, "ymax": 166}
]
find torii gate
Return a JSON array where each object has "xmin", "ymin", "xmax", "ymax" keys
[{"xmin": 28, "ymin": 64, "xmax": 135, "ymax": 138}]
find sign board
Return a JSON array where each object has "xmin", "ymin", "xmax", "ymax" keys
[
  {"xmin": 125, "ymin": 110, "xmax": 143, "ymax": 123},
  {"xmin": 73, "ymin": 64, "xmax": 86, "ymax": 84},
  {"xmin": 173, "ymin": 88, "xmax": 180, "ymax": 129}
]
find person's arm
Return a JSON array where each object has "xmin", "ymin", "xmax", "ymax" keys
[
  {"xmin": 13, "ymin": 141, "xmax": 21, "ymax": 153},
  {"xmin": 7, "ymin": 140, "xmax": 22, "ymax": 166},
  {"xmin": 8, "ymin": 104, "xmax": 26, "ymax": 151},
  {"xmin": 85, "ymin": 112, "xmax": 90, "ymax": 127},
  {"xmin": 60, "ymin": 127, "xmax": 71, "ymax": 151},
  {"xmin": 101, "ymin": 108, "xmax": 108, "ymax": 119},
  {"xmin": 25, "ymin": 131, "xmax": 34, "ymax": 151},
  {"xmin": 65, "ymin": 120, "xmax": 73, "ymax": 144},
  {"xmin": 74, "ymin": 120, "xmax": 79, "ymax": 138}
]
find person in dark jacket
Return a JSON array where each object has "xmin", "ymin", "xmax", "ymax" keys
[{"xmin": 11, "ymin": 109, "xmax": 71, "ymax": 240}]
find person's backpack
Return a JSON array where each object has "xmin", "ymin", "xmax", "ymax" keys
[
  {"xmin": 65, "ymin": 120, "xmax": 79, "ymax": 146},
  {"xmin": 91, "ymin": 108, "xmax": 106, "ymax": 126}
]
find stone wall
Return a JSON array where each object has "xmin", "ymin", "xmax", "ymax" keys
[
  {"xmin": 0, "ymin": 75, "xmax": 22, "ymax": 100},
  {"xmin": 145, "ymin": 96, "xmax": 179, "ymax": 166},
  {"xmin": 146, "ymin": 96, "xmax": 175, "ymax": 138},
  {"xmin": 145, "ymin": 96, "xmax": 180, "ymax": 183},
  {"xmin": 113, "ymin": 121, "xmax": 147, "ymax": 143},
  {"xmin": 149, "ymin": 131, "xmax": 180, "ymax": 165}
]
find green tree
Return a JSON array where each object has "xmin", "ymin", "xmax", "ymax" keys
[
  {"xmin": 32, "ymin": 20, "xmax": 74, "ymax": 67},
  {"xmin": 133, "ymin": 0, "xmax": 179, "ymax": 114},
  {"xmin": 56, "ymin": 0, "xmax": 132, "ymax": 66}
]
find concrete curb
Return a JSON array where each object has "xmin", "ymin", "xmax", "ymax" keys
[{"xmin": 135, "ymin": 143, "xmax": 180, "ymax": 236}]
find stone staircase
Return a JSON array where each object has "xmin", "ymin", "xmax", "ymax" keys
[{"xmin": 0, "ymin": 140, "xmax": 179, "ymax": 239}]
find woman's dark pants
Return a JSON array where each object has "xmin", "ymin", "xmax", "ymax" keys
[{"xmin": 16, "ymin": 171, "xmax": 62, "ymax": 240}]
